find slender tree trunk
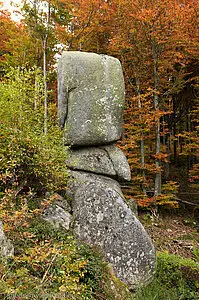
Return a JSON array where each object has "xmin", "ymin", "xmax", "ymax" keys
[
  {"xmin": 173, "ymin": 98, "xmax": 177, "ymax": 164},
  {"xmin": 43, "ymin": 38, "xmax": 47, "ymax": 135},
  {"xmin": 136, "ymin": 77, "xmax": 146, "ymax": 194},
  {"xmin": 154, "ymin": 110, "xmax": 161, "ymax": 195},
  {"xmin": 34, "ymin": 76, "xmax": 38, "ymax": 110},
  {"xmin": 163, "ymin": 115, "xmax": 170, "ymax": 179},
  {"xmin": 43, "ymin": 2, "xmax": 50, "ymax": 135},
  {"xmin": 165, "ymin": 136, "xmax": 170, "ymax": 179},
  {"xmin": 153, "ymin": 52, "xmax": 161, "ymax": 196}
]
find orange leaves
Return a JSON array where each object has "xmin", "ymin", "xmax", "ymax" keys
[
  {"xmin": 135, "ymin": 190, "xmax": 179, "ymax": 208},
  {"xmin": 152, "ymin": 152, "xmax": 169, "ymax": 163},
  {"xmin": 136, "ymin": 196, "xmax": 155, "ymax": 207}
]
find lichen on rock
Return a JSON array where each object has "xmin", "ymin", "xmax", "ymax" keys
[{"xmin": 70, "ymin": 172, "xmax": 156, "ymax": 289}]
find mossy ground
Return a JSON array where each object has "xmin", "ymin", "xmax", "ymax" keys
[{"xmin": 0, "ymin": 188, "xmax": 198, "ymax": 300}]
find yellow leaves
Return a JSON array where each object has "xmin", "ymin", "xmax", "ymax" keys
[
  {"xmin": 130, "ymin": 179, "xmax": 179, "ymax": 208},
  {"xmin": 23, "ymin": 231, "xmax": 35, "ymax": 239},
  {"xmin": 16, "ymin": 268, "xmax": 29, "ymax": 277},
  {"xmin": 59, "ymin": 285, "xmax": 67, "ymax": 292}
]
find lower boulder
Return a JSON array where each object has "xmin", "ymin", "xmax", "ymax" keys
[{"xmin": 70, "ymin": 171, "xmax": 156, "ymax": 289}]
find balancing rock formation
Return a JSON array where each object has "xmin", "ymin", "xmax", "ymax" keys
[{"xmin": 58, "ymin": 51, "xmax": 156, "ymax": 289}]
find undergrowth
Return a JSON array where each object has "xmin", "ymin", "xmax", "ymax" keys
[{"xmin": 0, "ymin": 215, "xmax": 130, "ymax": 299}]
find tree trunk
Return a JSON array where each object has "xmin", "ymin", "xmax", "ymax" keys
[
  {"xmin": 136, "ymin": 77, "xmax": 146, "ymax": 194},
  {"xmin": 165, "ymin": 135, "xmax": 171, "ymax": 179},
  {"xmin": 154, "ymin": 114, "xmax": 161, "ymax": 195},
  {"xmin": 153, "ymin": 51, "xmax": 161, "ymax": 196},
  {"xmin": 34, "ymin": 76, "xmax": 38, "ymax": 110},
  {"xmin": 43, "ymin": 2, "xmax": 50, "ymax": 135},
  {"xmin": 43, "ymin": 38, "xmax": 47, "ymax": 135}
]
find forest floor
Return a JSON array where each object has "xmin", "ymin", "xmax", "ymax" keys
[{"xmin": 139, "ymin": 209, "xmax": 199, "ymax": 261}]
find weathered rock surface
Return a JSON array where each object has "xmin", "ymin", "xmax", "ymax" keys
[
  {"xmin": 69, "ymin": 171, "xmax": 156, "ymax": 289},
  {"xmin": 66, "ymin": 145, "xmax": 131, "ymax": 182},
  {"xmin": 100, "ymin": 145, "xmax": 131, "ymax": 181},
  {"xmin": 67, "ymin": 171, "xmax": 123, "ymax": 199},
  {"xmin": 0, "ymin": 221, "xmax": 14, "ymax": 257},
  {"xmin": 43, "ymin": 205, "xmax": 72, "ymax": 230},
  {"xmin": 66, "ymin": 147, "xmax": 116, "ymax": 176},
  {"xmin": 58, "ymin": 51, "xmax": 125, "ymax": 146}
]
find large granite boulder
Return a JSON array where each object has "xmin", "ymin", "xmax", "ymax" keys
[
  {"xmin": 57, "ymin": 51, "xmax": 156, "ymax": 290},
  {"xmin": 66, "ymin": 145, "xmax": 131, "ymax": 182},
  {"xmin": 69, "ymin": 171, "xmax": 156, "ymax": 289},
  {"xmin": 58, "ymin": 51, "xmax": 125, "ymax": 146}
]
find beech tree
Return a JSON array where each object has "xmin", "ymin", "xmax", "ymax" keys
[{"xmin": 0, "ymin": 8, "xmax": 33, "ymax": 70}]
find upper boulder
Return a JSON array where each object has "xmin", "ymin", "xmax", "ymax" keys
[{"xmin": 58, "ymin": 51, "xmax": 125, "ymax": 146}]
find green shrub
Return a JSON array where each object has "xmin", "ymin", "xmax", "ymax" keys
[{"xmin": 0, "ymin": 67, "xmax": 69, "ymax": 197}]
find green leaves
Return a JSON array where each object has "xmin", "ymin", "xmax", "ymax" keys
[{"xmin": 0, "ymin": 67, "xmax": 69, "ymax": 196}]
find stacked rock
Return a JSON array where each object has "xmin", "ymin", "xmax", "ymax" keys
[{"xmin": 58, "ymin": 52, "xmax": 155, "ymax": 290}]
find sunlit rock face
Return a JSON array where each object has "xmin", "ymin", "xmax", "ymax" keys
[
  {"xmin": 58, "ymin": 51, "xmax": 125, "ymax": 146},
  {"xmin": 57, "ymin": 51, "xmax": 156, "ymax": 289}
]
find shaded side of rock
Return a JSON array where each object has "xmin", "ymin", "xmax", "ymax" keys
[
  {"xmin": 0, "ymin": 221, "xmax": 14, "ymax": 257},
  {"xmin": 100, "ymin": 145, "xmax": 131, "ymax": 182},
  {"xmin": 58, "ymin": 51, "xmax": 125, "ymax": 146},
  {"xmin": 69, "ymin": 173, "xmax": 156, "ymax": 289},
  {"xmin": 124, "ymin": 198, "xmax": 138, "ymax": 216}
]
